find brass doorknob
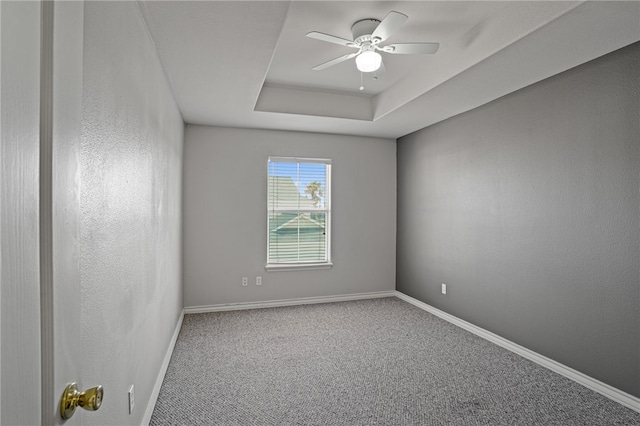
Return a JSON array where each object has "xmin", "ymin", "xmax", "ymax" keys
[{"xmin": 60, "ymin": 382, "xmax": 103, "ymax": 420}]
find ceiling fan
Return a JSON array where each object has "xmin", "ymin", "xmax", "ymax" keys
[{"xmin": 307, "ymin": 11, "xmax": 439, "ymax": 74}]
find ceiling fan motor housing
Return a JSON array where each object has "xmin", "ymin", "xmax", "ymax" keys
[{"xmin": 351, "ymin": 19, "xmax": 381, "ymax": 44}]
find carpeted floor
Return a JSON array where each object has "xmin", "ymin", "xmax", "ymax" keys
[{"xmin": 150, "ymin": 297, "xmax": 640, "ymax": 425}]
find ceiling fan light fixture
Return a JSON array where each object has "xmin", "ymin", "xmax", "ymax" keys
[
  {"xmin": 307, "ymin": 11, "xmax": 439, "ymax": 74},
  {"xmin": 355, "ymin": 50, "xmax": 382, "ymax": 72}
]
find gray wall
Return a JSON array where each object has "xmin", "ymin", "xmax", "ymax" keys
[
  {"xmin": 183, "ymin": 126, "xmax": 396, "ymax": 307},
  {"xmin": 80, "ymin": 2, "xmax": 184, "ymax": 424},
  {"xmin": 397, "ymin": 42, "xmax": 639, "ymax": 397}
]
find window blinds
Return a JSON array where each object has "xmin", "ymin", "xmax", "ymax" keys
[{"xmin": 267, "ymin": 157, "xmax": 331, "ymax": 265}]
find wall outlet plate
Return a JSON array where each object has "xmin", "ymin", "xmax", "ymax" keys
[
  {"xmin": 242, "ymin": 277, "xmax": 248, "ymax": 287},
  {"xmin": 442, "ymin": 283, "xmax": 447, "ymax": 295},
  {"xmin": 256, "ymin": 276, "xmax": 262, "ymax": 286}
]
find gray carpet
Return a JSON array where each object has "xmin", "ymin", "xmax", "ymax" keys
[{"xmin": 150, "ymin": 297, "xmax": 640, "ymax": 425}]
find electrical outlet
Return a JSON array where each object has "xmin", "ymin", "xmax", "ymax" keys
[
  {"xmin": 128, "ymin": 385, "xmax": 135, "ymax": 414},
  {"xmin": 242, "ymin": 277, "xmax": 248, "ymax": 287},
  {"xmin": 442, "ymin": 283, "xmax": 447, "ymax": 295},
  {"xmin": 256, "ymin": 276, "xmax": 262, "ymax": 286}
]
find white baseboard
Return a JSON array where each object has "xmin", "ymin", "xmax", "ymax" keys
[
  {"xmin": 395, "ymin": 291, "xmax": 640, "ymax": 414},
  {"xmin": 184, "ymin": 291, "xmax": 396, "ymax": 314},
  {"xmin": 142, "ymin": 309, "xmax": 185, "ymax": 426}
]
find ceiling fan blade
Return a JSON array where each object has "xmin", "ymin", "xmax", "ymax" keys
[
  {"xmin": 371, "ymin": 11, "xmax": 408, "ymax": 42},
  {"xmin": 312, "ymin": 52, "xmax": 359, "ymax": 71},
  {"xmin": 385, "ymin": 42, "xmax": 440, "ymax": 54},
  {"xmin": 306, "ymin": 31, "xmax": 355, "ymax": 47}
]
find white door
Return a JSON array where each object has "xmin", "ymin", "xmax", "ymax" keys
[
  {"xmin": 1, "ymin": 1, "xmax": 89, "ymax": 424},
  {"xmin": 1, "ymin": 2, "xmax": 43, "ymax": 424}
]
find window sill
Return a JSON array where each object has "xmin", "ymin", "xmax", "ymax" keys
[{"xmin": 265, "ymin": 262, "xmax": 333, "ymax": 272}]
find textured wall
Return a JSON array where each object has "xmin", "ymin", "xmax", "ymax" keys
[
  {"xmin": 80, "ymin": 2, "xmax": 184, "ymax": 424},
  {"xmin": 397, "ymin": 42, "xmax": 639, "ymax": 397},
  {"xmin": 183, "ymin": 126, "xmax": 396, "ymax": 307}
]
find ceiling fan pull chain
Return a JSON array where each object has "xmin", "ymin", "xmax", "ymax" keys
[{"xmin": 359, "ymin": 72, "xmax": 364, "ymax": 91}]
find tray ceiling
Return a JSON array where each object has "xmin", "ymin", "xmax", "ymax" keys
[{"xmin": 138, "ymin": 1, "xmax": 640, "ymax": 139}]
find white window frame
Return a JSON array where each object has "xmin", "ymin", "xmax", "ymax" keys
[{"xmin": 266, "ymin": 156, "xmax": 332, "ymax": 272}]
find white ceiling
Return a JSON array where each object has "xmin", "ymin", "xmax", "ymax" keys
[{"xmin": 138, "ymin": 1, "xmax": 640, "ymax": 139}]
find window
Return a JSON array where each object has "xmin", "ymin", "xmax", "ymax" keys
[{"xmin": 266, "ymin": 157, "xmax": 332, "ymax": 271}]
